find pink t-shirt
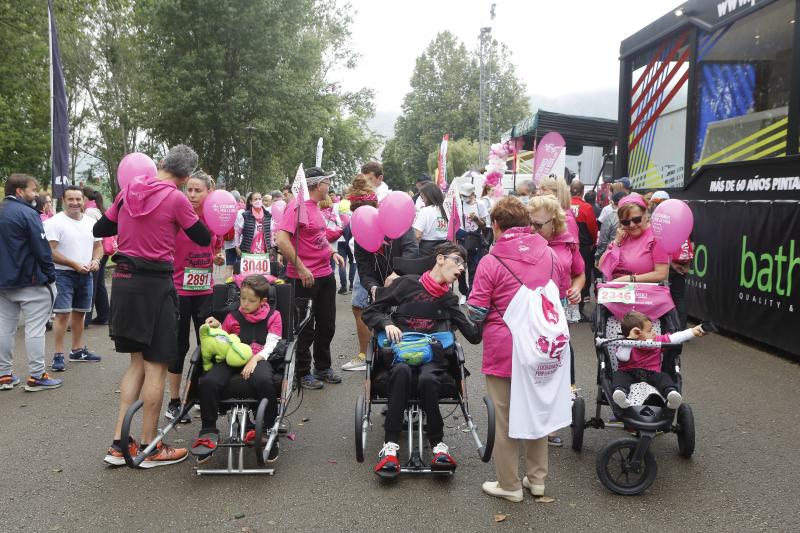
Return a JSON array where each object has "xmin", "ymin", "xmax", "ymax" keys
[
  {"xmin": 618, "ymin": 333, "xmax": 669, "ymax": 373},
  {"xmin": 106, "ymin": 176, "xmax": 198, "ymax": 263},
  {"xmin": 548, "ymin": 231, "xmax": 585, "ymax": 299},
  {"xmin": 250, "ymin": 209, "xmax": 266, "ymax": 254},
  {"xmin": 277, "ymin": 199, "xmax": 332, "ymax": 278},
  {"xmin": 599, "ymin": 226, "xmax": 669, "ymax": 280},
  {"xmin": 173, "ymin": 216, "xmax": 222, "ymax": 296}
]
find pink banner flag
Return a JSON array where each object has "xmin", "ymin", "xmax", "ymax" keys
[
  {"xmin": 437, "ymin": 133, "xmax": 449, "ymax": 191},
  {"xmin": 533, "ymin": 132, "xmax": 566, "ymax": 184}
]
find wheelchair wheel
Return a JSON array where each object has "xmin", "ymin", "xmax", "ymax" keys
[
  {"xmin": 596, "ymin": 438, "xmax": 657, "ymax": 495},
  {"xmin": 675, "ymin": 403, "xmax": 695, "ymax": 458},
  {"xmin": 254, "ymin": 399, "xmax": 268, "ymax": 467},
  {"xmin": 119, "ymin": 399, "xmax": 145, "ymax": 468},
  {"xmin": 480, "ymin": 395, "xmax": 496, "ymax": 463},
  {"xmin": 355, "ymin": 394, "xmax": 367, "ymax": 463},
  {"xmin": 571, "ymin": 397, "xmax": 585, "ymax": 452}
]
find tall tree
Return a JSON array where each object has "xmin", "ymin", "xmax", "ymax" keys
[
  {"xmin": 385, "ymin": 31, "xmax": 529, "ymax": 190},
  {"xmin": 136, "ymin": 0, "xmax": 377, "ymax": 192}
]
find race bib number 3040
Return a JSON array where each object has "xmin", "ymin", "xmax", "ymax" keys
[
  {"xmin": 597, "ymin": 284, "xmax": 636, "ymax": 305},
  {"xmin": 241, "ymin": 253, "xmax": 270, "ymax": 277},
  {"xmin": 183, "ymin": 268, "xmax": 212, "ymax": 291}
]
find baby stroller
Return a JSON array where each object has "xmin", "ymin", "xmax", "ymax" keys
[
  {"xmin": 119, "ymin": 272, "xmax": 312, "ymax": 474},
  {"xmin": 353, "ymin": 256, "xmax": 495, "ymax": 475},
  {"xmin": 570, "ymin": 282, "xmax": 697, "ymax": 495}
]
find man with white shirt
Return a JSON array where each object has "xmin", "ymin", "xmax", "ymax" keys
[
  {"xmin": 455, "ymin": 183, "xmax": 490, "ymax": 298},
  {"xmin": 361, "ymin": 162, "xmax": 389, "ymax": 201},
  {"xmin": 45, "ymin": 186, "xmax": 103, "ymax": 371}
]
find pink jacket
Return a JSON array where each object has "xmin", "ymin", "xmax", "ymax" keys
[
  {"xmin": 548, "ymin": 230, "xmax": 584, "ymax": 299},
  {"xmin": 469, "ymin": 227, "xmax": 565, "ymax": 378},
  {"xmin": 566, "ymin": 209, "xmax": 579, "ymax": 241}
]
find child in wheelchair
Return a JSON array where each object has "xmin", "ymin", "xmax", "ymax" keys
[
  {"xmin": 612, "ymin": 310, "xmax": 705, "ymax": 410},
  {"xmin": 190, "ymin": 275, "xmax": 283, "ymax": 463},
  {"xmin": 361, "ymin": 243, "xmax": 481, "ymax": 478}
]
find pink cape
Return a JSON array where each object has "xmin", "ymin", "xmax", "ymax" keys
[{"xmin": 596, "ymin": 282, "xmax": 675, "ymax": 321}]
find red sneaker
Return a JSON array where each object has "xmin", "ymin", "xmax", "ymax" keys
[
  {"xmin": 103, "ymin": 438, "xmax": 139, "ymax": 466},
  {"xmin": 141, "ymin": 442, "xmax": 188, "ymax": 468},
  {"xmin": 374, "ymin": 441, "xmax": 400, "ymax": 479},
  {"xmin": 431, "ymin": 442, "xmax": 457, "ymax": 472}
]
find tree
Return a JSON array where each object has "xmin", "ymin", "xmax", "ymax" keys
[
  {"xmin": 426, "ymin": 138, "xmax": 479, "ymax": 179},
  {"xmin": 136, "ymin": 0, "xmax": 378, "ymax": 193},
  {"xmin": 386, "ymin": 31, "xmax": 529, "ymax": 190}
]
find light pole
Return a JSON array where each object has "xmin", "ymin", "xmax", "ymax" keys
[{"xmin": 245, "ymin": 125, "xmax": 255, "ymax": 192}]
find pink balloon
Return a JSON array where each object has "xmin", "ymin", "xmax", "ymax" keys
[
  {"xmin": 651, "ymin": 199, "xmax": 694, "ymax": 254},
  {"xmin": 270, "ymin": 200, "xmax": 286, "ymax": 225},
  {"xmin": 351, "ymin": 206, "xmax": 384, "ymax": 252},
  {"xmin": 202, "ymin": 190, "xmax": 238, "ymax": 235},
  {"xmin": 377, "ymin": 191, "xmax": 415, "ymax": 239},
  {"xmin": 117, "ymin": 153, "xmax": 157, "ymax": 190}
]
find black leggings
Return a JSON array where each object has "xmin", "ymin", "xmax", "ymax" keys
[
  {"xmin": 385, "ymin": 361, "xmax": 447, "ymax": 447},
  {"xmin": 197, "ymin": 361, "xmax": 278, "ymax": 430},
  {"xmin": 169, "ymin": 293, "xmax": 213, "ymax": 375},
  {"xmin": 292, "ymin": 274, "xmax": 336, "ymax": 377},
  {"xmin": 612, "ymin": 369, "xmax": 677, "ymax": 397}
]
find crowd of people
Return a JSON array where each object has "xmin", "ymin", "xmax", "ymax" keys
[{"xmin": 0, "ymin": 148, "xmax": 692, "ymax": 500}]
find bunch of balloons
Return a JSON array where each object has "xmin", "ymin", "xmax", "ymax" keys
[
  {"xmin": 485, "ymin": 142, "xmax": 512, "ymax": 197},
  {"xmin": 350, "ymin": 191, "xmax": 415, "ymax": 252}
]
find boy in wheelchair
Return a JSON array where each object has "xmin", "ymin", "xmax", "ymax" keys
[
  {"xmin": 612, "ymin": 310, "xmax": 705, "ymax": 410},
  {"xmin": 362, "ymin": 243, "xmax": 481, "ymax": 478},
  {"xmin": 190, "ymin": 275, "xmax": 283, "ymax": 463}
]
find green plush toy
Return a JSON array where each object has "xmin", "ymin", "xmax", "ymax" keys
[{"xmin": 199, "ymin": 324, "xmax": 253, "ymax": 371}]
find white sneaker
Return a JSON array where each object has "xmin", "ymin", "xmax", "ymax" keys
[
  {"xmin": 666, "ymin": 390, "xmax": 683, "ymax": 409},
  {"xmin": 481, "ymin": 481, "xmax": 524, "ymax": 502},
  {"xmin": 522, "ymin": 476, "xmax": 545, "ymax": 496},
  {"xmin": 612, "ymin": 389, "xmax": 631, "ymax": 408},
  {"xmin": 342, "ymin": 353, "xmax": 366, "ymax": 371}
]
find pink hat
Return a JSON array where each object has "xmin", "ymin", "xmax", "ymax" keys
[{"xmin": 617, "ymin": 194, "xmax": 648, "ymax": 210}]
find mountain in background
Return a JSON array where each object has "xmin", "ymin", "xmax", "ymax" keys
[{"xmin": 368, "ymin": 87, "xmax": 619, "ymax": 147}]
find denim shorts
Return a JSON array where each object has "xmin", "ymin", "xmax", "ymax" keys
[
  {"xmin": 53, "ymin": 269, "xmax": 93, "ymax": 313},
  {"xmin": 351, "ymin": 271, "xmax": 369, "ymax": 309}
]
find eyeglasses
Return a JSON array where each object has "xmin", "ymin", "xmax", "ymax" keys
[
  {"xmin": 531, "ymin": 218, "xmax": 552, "ymax": 231},
  {"xmin": 619, "ymin": 215, "xmax": 644, "ymax": 226},
  {"xmin": 444, "ymin": 255, "xmax": 465, "ymax": 267}
]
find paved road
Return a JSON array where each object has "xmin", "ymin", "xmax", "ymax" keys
[{"xmin": 1, "ymin": 293, "xmax": 799, "ymax": 532}]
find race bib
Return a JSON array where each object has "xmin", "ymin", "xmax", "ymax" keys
[
  {"xmin": 183, "ymin": 267, "xmax": 212, "ymax": 291},
  {"xmin": 241, "ymin": 253, "xmax": 270, "ymax": 277},
  {"xmin": 597, "ymin": 284, "xmax": 636, "ymax": 305}
]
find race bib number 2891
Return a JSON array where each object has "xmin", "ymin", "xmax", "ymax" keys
[{"xmin": 183, "ymin": 268, "xmax": 212, "ymax": 291}]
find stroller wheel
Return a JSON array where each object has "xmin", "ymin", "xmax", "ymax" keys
[
  {"xmin": 596, "ymin": 438, "xmax": 657, "ymax": 495},
  {"xmin": 675, "ymin": 404, "xmax": 695, "ymax": 458},
  {"xmin": 571, "ymin": 397, "xmax": 585, "ymax": 452}
]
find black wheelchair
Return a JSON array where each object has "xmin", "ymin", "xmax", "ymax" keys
[
  {"xmin": 119, "ymin": 274, "xmax": 312, "ymax": 475},
  {"xmin": 353, "ymin": 256, "xmax": 495, "ymax": 475},
  {"xmin": 570, "ymin": 290, "xmax": 700, "ymax": 495}
]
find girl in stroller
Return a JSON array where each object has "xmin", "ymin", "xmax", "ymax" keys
[
  {"xmin": 191, "ymin": 275, "xmax": 283, "ymax": 462},
  {"xmin": 612, "ymin": 311, "xmax": 706, "ymax": 409}
]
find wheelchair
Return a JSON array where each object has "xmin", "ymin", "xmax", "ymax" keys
[
  {"xmin": 353, "ymin": 256, "xmax": 495, "ymax": 475},
  {"xmin": 119, "ymin": 270, "xmax": 312, "ymax": 475},
  {"xmin": 570, "ymin": 282, "xmax": 699, "ymax": 495}
]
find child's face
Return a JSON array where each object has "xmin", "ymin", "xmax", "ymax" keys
[{"xmin": 240, "ymin": 287, "xmax": 264, "ymax": 314}]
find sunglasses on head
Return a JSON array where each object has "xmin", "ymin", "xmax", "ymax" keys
[
  {"xmin": 620, "ymin": 215, "xmax": 643, "ymax": 226},
  {"xmin": 531, "ymin": 218, "xmax": 552, "ymax": 231}
]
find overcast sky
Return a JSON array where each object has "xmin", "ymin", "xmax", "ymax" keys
[{"xmin": 334, "ymin": 0, "xmax": 681, "ymax": 112}]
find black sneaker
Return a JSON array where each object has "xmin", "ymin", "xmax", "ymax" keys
[
  {"xmin": 313, "ymin": 368, "xmax": 342, "ymax": 384},
  {"xmin": 337, "ymin": 287, "xmax": 347, "ymax": 295},
  {"xmin": 165, "ymin": 400, "xmax": 191, "ymax": 423}
]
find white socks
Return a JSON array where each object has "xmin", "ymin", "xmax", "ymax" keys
[{"xmin": 612, "ymin": 389, "xmax": 631, "ymax": 408}]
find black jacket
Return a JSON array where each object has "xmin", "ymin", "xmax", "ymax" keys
[
  {"xmin": 362, "ymin": 274, "xmax": 481, "ymax": 344},
  {"xmin": 353, "ymin": 227, "xmax": 418, "ymax": 293},
  {"xmin": 0, "ymin": 196, "xmax": 56, "ymax": 289}
]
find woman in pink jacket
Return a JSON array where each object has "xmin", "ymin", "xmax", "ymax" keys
[{"xmin": 468, "ymin": 197, "xmax": 565, "ymax": 503}]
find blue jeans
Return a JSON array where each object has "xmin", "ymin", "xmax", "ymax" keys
[
  {"xmin": 53, "ymin": 270, "xmax": 92, "ymax": 313},
  {"xmin": 351, "ymin": 271, "xmax": 369, "ymax": 309}
]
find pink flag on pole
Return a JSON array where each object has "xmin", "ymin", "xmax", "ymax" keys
[
  {"xmin": 437, "ymin": 133, "xmax": 449, "ymax": 191},
  {"xmin": 447, "ymin": 193, "xmax": 461, "ymax": 241},
  {"xmin": 532, "ymin": 132, "xmax": 566, "ymax": 184}
]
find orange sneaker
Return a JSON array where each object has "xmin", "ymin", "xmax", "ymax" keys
[
  {"xmin": 141, "ymin": 442, "xmax": 188, "ymax": 468},
  {"xmin": 103, "ymin": 438, "xmax": 139, "ymax": 466}
]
